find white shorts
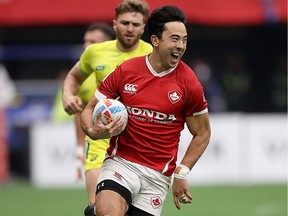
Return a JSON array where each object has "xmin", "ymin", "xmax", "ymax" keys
[{"xmin": 97, "ymin": 156, "xmax": 171, "ymax": 216}]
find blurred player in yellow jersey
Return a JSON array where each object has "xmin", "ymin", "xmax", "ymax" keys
[
  {"xmin": 51, "ymin": 23, "xmax": 115, "ymax": 123},
  {"xmin": 75, "ymin": 23, "xmax": 115, "ymax": 182},
  {"xmin": 51, "ymin": 22, "xmax": 114, "ymax": 215},
  {"xmin": 62, "ymin": 1, "xmax": 152, "ymax": 215}
]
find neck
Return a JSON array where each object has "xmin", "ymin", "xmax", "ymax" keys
[
  {"xmin": 116, "ymin": 40, "xmax": 139, "ymax": 52},
  {"xmin": 148, "ymin": 52, "xmax": 167, "ymax": 73}
]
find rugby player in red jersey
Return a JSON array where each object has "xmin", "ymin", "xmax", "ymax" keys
[{"xmin": 81, "ymin": 5, "xmax": 211, "ymax": 216}]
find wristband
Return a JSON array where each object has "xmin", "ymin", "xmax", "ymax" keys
[
  {"xmin": 174, "ymin": 164, "xmax": 190, "ymax": 179},
  {"xmin": 76, "ymin": 144, "xmax": 85, "ymax": 158}
]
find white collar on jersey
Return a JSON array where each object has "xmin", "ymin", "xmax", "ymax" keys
[{"xmin": 145, "ymin": 55, "xmax": 178, "ymax": 77}]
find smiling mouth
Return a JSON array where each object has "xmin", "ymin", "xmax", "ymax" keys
[{"xmin": 171, "ymin": 52, "xmax": 180, "ymax": 61}]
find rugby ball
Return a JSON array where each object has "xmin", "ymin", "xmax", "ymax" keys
[{"xmin": 92, "ymin": 99, "xmax": 128, "ymax": 135}]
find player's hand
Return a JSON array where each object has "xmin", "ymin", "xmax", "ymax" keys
[
  {"xmin": 172, "ymin": 178, "xmax": 192, "ymax": 210},
  {"xmin": 87, "ymin": 112, "xmax": 125, "ymax": 140},
  {"xmin": 63, "ymin": 95, "xmax": 83, "ymax": 115}
]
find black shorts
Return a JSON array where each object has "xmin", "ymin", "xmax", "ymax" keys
[{"xmin": 97, "ymin": 179, "xmax": 154, "ymax": 216}]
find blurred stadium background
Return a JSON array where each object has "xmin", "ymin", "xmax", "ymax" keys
[{"xmin": 0, "ymin": 0, "xmax": 287, "ymax": 216}]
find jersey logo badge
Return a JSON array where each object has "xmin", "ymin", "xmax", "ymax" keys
[
  {"xmin": 124, "ymin": 83, "xmax": 138, "ymax": 94},
  {"xmin": 168, "ymin": 90, "xmax": 182, "ymax": 104},
  {"xmin": 90, "ymin": 154, "xmax": 98, "ymax": 162},
  {"xmin": 151, "ymin": 195, "xmax": 162, "ymax": 208},
  {"xmin": 113, "ymin": 172, "xmax": 123, "ymax": 181},
  {"xmin": 96, "ymin": 65, "xmax": 105, "ymax": 70}
]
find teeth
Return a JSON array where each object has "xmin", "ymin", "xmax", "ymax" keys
[{"xmin": 172, "ymin": 52, "xmax": 180, "ymax": 57}]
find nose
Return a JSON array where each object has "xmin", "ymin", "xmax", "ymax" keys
[
  {"xmin": 176, "ymin": 40, "xmax": 186, "ymax": 50},
  {"xmin": 127, "ymin": 23, "xmax": 134, "ymax": 32}
]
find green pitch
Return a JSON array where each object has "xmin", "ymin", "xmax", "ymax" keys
[{"xmin": 0, "ymin": 180, "xmax": 286, "ymax": 216}]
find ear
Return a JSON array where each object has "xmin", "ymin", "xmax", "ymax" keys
[
  {"xmin": 113, "ymin": 20, "xmax": 117, "ymax": 32},
  {"xmin": 150, "ymin": 35, "xmax": 159, "ymax": 47}
]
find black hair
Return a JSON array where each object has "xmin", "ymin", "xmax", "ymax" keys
[{"xmin": 147, "ymin": 5, "xmax": 186, "ymax": 39}]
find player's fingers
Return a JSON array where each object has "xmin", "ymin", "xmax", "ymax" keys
[
  {"xmin": 75, "ymin": 97, "xmax": 84, "ymax": 110},
  {"xmin": 106, "ymin": 116, "xmax": 121, "ymax": 128},
  {"xmin": 64, "ymin": 105, "xmax": 73, "ymax": 115},
  {"xmin": 65, "ymin": 104, "xmax": 80, "ymax": 115},
  {"xmin": 65, "ymin": 97, "xmax": 83, "ymax": 114},
  {"xmin": 185, "ymin": 191, "xmax": 193, "ymax": 201},
  {"xmin": 180, "ymin": 194, "xmax": 192, "ymax": 204},
  {"xmin": 173, "ymin": 195, "xmax": 181, "ymax": 210},
  {"xmin": 113, "ymin": 117, "xmax": 127, "ymax": 136},
  {"xmin": 113, "ymin": 115, "xmax": 122, "ymax": 124},
  {"xmin": 95, "ymin": 112, "xmax": 105, "ymax": 125},
  {"xmin": 72, "ymin": 103, "xmax": 83, "ymax": 113}
]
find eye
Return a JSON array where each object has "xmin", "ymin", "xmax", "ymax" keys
[
  {"xmin": 182, "ymin": 38, "xmax": 187, "ymax": 45},
  {"xmin": 132, "ymin": 23, "xmax": 141, "ymax": 27},
  {"xmin": 171, "ymin": 37, "xmax": 179, "ymax": 42},
  {"xmin": 120, "ymin": 21, "xmax": 129, "ymax": 26}
]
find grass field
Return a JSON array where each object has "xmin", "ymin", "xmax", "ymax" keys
[{"xmin": 0, "ymin": 180, "xmax": 286, "ymax": 216}]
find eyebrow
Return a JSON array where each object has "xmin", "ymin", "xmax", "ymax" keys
[
  {"xmin": 170, "ymin": 34, "xmax": 188, "ymax": 38},
  {"xmin": 119, "ymin": 20, "xmax": 142, "ymax": 25}
]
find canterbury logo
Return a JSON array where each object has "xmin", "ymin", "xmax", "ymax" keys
[{"xmin": 124, "ymin": 84, "xmax": 138, "ymax": 94}]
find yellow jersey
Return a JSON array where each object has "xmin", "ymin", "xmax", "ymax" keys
[
  {"xmin": 79, "ymin": 39, "xmax": 152, "ymax": 88},
  {"xmin": 77, "ymin": 73, "xmax": 96, "ymax": 105},
  {"xmin": 78, "ymin": 39, "xmax": 152, "ymax": 155}
]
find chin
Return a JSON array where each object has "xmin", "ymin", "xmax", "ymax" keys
[
  {"xmin": 124, "ymin": 40, "xmax": 136, "ymax": 47},
  {"xmin": 169, "ymin": 61, "xmax": 178, "ymax": 68}
]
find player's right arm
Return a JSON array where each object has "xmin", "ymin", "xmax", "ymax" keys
[
  {"xmin": 80, "ymin": 95, "xmax": 125, "ymax": 140},
  {"xmin": 62, "ymin": 62, "xmax": 87, "ymax": 115}
]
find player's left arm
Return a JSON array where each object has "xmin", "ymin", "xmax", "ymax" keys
[
  {"xmin": 172, "ymin": 112, "xmax": 211, "ymax": 210},
  {"xmin": 181, "ymin": 112, "xmax": 211, "ymax": 172}
]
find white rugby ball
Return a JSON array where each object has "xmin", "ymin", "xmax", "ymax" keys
[{"xmin": 93, "ymin": 99, "xmax": 128, "ymax": 135}]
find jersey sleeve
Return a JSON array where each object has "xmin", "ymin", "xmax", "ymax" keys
[
  {"xmin": 78, "ymin": 46, "xmax": 94, "ymax": 77},
  {"xmin": 95, "ymin": 66, "xmax": 122, "ymax": 100},
  {"xmin": 185, "ymin": 79, "xmax": 208, "ymax": 117}
]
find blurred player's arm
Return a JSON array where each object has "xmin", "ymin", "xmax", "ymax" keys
[
  {"xmin": 172, "ymin": 113, "xmax": 211, "ymax": 210},
  {"xmin": 75, "ymin": 113, "xmax": 86, "ymax": 181},
  {"xmin": 62, "ymin": 62, "xmax": 87, "ymax": 115}
]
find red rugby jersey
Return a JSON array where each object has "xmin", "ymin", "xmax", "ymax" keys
[{"xmin": 96, "ymin": 55, "xmax": 208, "ymax": 176}]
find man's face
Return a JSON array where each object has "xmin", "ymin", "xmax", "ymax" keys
[
  {"xmin": 83, "ymin": 30, "xmax": 110, "ymax": 48},
  {"xmin": 156, "ymin": 21, "xmax": 187, "ymax": 70},
  {"xmin": 113, "ymin": 12, "xmax": 145, "ymax": 50}
]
